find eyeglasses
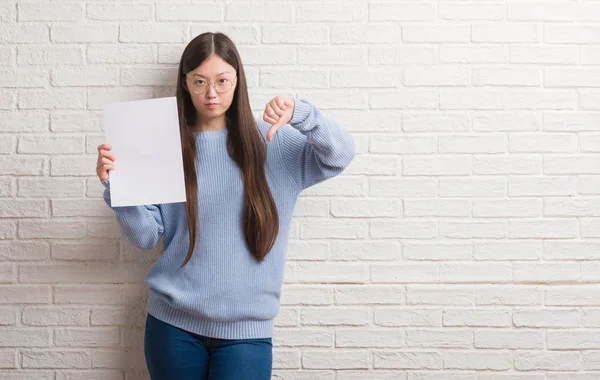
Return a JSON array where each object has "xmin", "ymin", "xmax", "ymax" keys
[{"xmin": 188, "ymin": 75, "xmax": 236, "ymax": 94}]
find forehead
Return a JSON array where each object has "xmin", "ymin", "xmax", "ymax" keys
[{"xmin": 188, "ymin": 54, "xmax": 235, "ymax": 77}]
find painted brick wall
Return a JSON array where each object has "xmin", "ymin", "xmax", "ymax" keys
[{"xmin": 2, "ymin": 1, "xmax": 600, "ymax": 379}]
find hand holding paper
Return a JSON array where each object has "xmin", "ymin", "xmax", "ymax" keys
[{"xmin": 96, "ymin": 143, "xmax": 115, "ymax": 181}]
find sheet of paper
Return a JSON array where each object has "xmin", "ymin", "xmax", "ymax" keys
[{"xmin": 103, "ymin": 96, "xmax": 186, "ymax": 207}]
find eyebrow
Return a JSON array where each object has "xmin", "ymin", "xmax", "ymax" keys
[{"xmin": 192, "ymin": 72, "xmax": 232, "ymax": 77}]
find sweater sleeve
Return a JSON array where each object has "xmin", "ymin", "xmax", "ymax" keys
[
  {"xmin": 101, "ymin": 179, "xmax": 164, "ymax": 250},
  {"xmin": 274, "ymin": 99, "xmax": 355, "ymax": 191}
]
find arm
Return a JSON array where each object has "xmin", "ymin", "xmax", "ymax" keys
[
  {"xmin": 101, "ymin": 179, "xmax": 164, "ymax": 250},
  {"xmin": 274, "ymin": 99, "xmax": 355, "ymax": 191}
]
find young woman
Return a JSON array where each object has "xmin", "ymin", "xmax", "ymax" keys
[{"xmin": 96, "ymin": 32, "xmax": 355, "ymax": 380}]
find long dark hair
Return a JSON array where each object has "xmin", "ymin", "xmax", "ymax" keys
[{"xmin": 176, "ymin": 32, "xmax": 279, "ymax": 268}]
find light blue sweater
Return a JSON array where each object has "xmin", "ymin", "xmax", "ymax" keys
[{"xmin": 101, "ymin": 99, "xmax": 355, "ymax": 339}]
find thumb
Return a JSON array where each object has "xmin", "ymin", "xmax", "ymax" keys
[{"xmin": 267, "ymin": 120, "xmax": 285, "ymax": 142}]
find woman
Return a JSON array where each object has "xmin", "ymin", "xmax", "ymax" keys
[{"xmin": 96, "ymin": 32, "xmax": 355, "ymax": 380}]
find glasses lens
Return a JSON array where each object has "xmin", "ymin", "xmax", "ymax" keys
[
  {"xmin": 216, "ymin": 80, "xmax": 232, "ymax": 93},
  {"xmin": 191, "ymin": 82, "xmax": 203, "ymax": 94}
]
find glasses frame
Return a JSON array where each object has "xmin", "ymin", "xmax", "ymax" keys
[{"xmin": 188, "ymin": 74, "xmax": 237, "ymax": 95}]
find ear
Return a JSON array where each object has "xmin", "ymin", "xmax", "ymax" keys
[{"xmin": 182, "ymin": 79, "xmax": 189, "ymax": 92}]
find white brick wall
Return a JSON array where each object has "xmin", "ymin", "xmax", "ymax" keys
[{"xmin": 1, "ymin": 0, "xmax": 600, "ymax": 378}]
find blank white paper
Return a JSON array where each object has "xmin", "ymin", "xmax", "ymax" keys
[{"xmin": 103, "ymin": 96, "xmax": 186, "ymax": 207}]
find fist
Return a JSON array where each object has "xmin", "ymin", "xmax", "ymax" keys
[{"xmin": 263, "ymin": 96, "xmax": 295, "ymax": 142}]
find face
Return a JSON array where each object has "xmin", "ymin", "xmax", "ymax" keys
[{"xmin": 184, "ymin": 53, "xmax": 237, "ymax": 124}]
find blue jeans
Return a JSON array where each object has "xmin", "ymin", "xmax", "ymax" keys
[{"xmin": 144, "ymin": 313, "xmax": 273, "ymax": 380}]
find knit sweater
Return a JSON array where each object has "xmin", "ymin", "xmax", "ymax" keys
[{"xmin": 101, "ymin": 99, "xmax": 355, "ymax": 339}]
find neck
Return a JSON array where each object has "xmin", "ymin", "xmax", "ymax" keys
[{"xmin": 190, "ymin": 114, "xmax": 227, "ymax": 133}]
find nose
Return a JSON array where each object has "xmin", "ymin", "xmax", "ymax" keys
[{"xmin": 206, "ymin": 84, "xmax": 217, "ymax": 98}]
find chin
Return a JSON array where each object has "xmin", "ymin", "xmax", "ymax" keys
[{"xmin": 201, "ymin": 110, "xmax": 224, "ymax": 118}]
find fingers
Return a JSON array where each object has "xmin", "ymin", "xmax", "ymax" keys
[
  {"xmin": 96, "ymin": 158, "xmax": 115, "ymax": 170},
  {"xmin": 96, "ymin": 162, "xmax": 115, "ymax": 173},
  {"xmin": 276, "ymin": 97, "xmax": 288, "ymax": 111},
  {"xmin": 99, "ymin": 152, "xmax": 116, "ymax": 163},
  {"xmin": 266, "ymin": 104, "xmax": 286, "ymax": 128},
  {"xmin": 265, "ymin": 103, "xmax": 279, "ymax": 119},
  {"xmin": 263, "ymin": 103, "xmax": 279, "ymax": 125},
  {"xmin": 263, "ymin": 115, "xmax": 278, "ymax": 125},
  {"xmin": 96, "ymin": 161, "xmax": 115, "ymax": 181},
  {"xmin": 99, "ymin": 157, "xmax": 114, "ymax": 165},
  {"xmin": 97, "ymin": 144, "xmax": 116, "ymax": 161},
  {"xmin": 96, "ymin": 144, "xmax": 115, "ymax": 181},
  {"xmin": 270, "ymin": 99, "xmax": 285, "ymax": 116}
]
